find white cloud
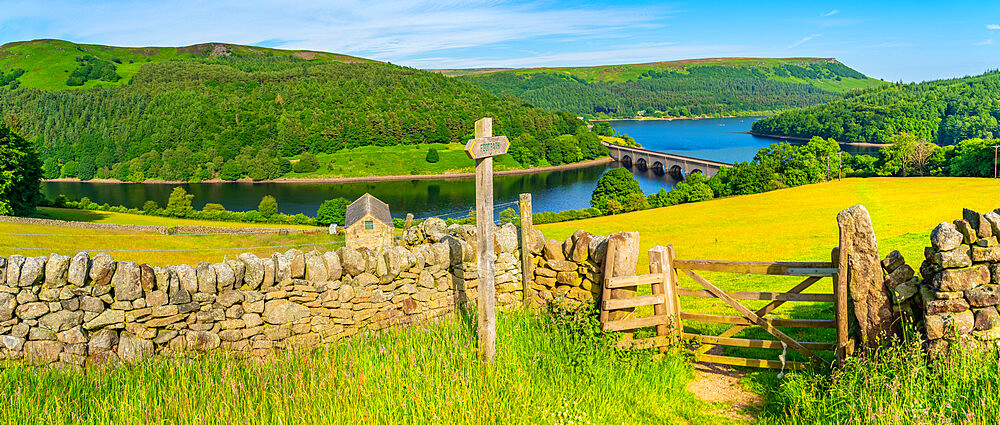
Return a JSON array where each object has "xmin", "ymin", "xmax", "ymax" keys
[
  {"xmin": 0, "ymin": 0, "xmax": 677, "ymax": 67},
  {"xmin": 976, "ymin": 38, "xmax": 994, "ymax": 45},
  {"xmin": 409, "ymin": 42, "xmax": 745, "ymax": 69},
  {"xmin": 788, "ymin": 33, "xmax": 822, "ymax": 49},
  {"xmin": 988, "ymin": 24, "xmax": 1000, "ymax": 30},
  {"xmin": 823, "ymin": 10, "xmax": 839, "ymax": 17}
]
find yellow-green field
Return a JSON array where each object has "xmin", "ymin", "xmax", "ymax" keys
[
  {"xmin": 539, "ymin": 177, "xmax": 1000, "ymax": 362},
  {"xmin": 540, "ymin": 177, "xmax": 999, "ymax": 271},
  {"xmin": 0, "ymin": 208, "xmax": 337, "ymax": 266},
  {"xmin": 35, "ymin": 207, "xmax": 318, "ymax": 229}
]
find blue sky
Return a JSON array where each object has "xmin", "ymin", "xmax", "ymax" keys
[{"xmin": 0, "ymin": 0, "xmax": 997, "ymax": 82}]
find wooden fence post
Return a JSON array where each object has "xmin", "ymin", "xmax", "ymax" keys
[
  {"xmin": 599, "ymin": 242, "xmax": 618, "ymax": 329},
  {"xmin": 518, "ymin": 193, "xmax": 534, "ymax": 307},
  {"xmin": 648, "ymin": 245, "xmax": 678, "ymax": 350},
  {"xmin": 833, "ymin": 246, "xmax": 850, "ymax": 363}
]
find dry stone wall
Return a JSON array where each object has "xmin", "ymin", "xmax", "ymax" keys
[
  {"xmin": 907, "ymin": 208, "xmax": 1000, "ymax": 355},
  {"xmin": 0, "ymin": 218, "xmax": 615, "ymax": 366}
]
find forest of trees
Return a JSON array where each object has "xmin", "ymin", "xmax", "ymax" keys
[
  {"xmin": 461, "ymin": 62, "xmax": 873, "ymax": 118},
  {"xmin": 0, "ymin": 54, "xmax": 601, "ymax": 182},
  {"xmin": 752, "ymin": 70, "xmax": 1000, "ymax": 145}
]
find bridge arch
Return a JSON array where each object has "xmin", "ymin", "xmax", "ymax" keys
[
  {"xmin": 690, "ymin": 169, "xmax": 704, "ymax": 177},
  {"xmin": 651, "ymin": 161, "xmax": 665, "ymax": 175},
  {"xmin": 621, "ymin": 155, "xmax": 632, "ymax": 167},
  {"xmin": 635, "ymin": 158, "xmax": 648, "ymax": 171},
  {"xmin": 669, "ymin": 165, "xmax": 684, "ymax": 179}
]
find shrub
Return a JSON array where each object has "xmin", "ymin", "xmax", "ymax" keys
[
  {"xmin": 203, "ymin": 203, "xmax": 226, "ymax": 213},
  {"xmin": 316, "ymin": 198, "xmax": 350, "ymax": 226},
  {"xmin": 258, "ymin": 195, "xmax": 278, "ymax": 218},
  {"xmin": 293, "ymin": 153, "xmax": 320, "ymax": 173},
  {"xmin": 142, "ymin": 200, "xmax": 160, "ymax": 213},
  {"xmin": 425, "ymin": 147, "xmax": 439, "ymax": 163}
]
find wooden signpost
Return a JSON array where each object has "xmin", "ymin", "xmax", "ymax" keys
[{"xmin": 465, "ymin": 117, "xmax": 509, "ymax": 365}]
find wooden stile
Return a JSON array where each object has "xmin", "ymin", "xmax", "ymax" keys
[
  {"xmin": 606, "ymin": 274, "xmax": 662, "ymax": 288},
  {"xmin": 604, "ymin": 294, "xmax": 666, "ymax": 310},
  {"xmin": 598, "ymin": 243, "xmax": 851, "ymax": 370}
]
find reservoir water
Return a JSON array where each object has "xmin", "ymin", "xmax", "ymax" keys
[{"xmin": 41, "ymin": 117, "xmax": 866, "ymax": 220}]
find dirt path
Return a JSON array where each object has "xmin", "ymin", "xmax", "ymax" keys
[{"xmin": 687, "ymin": 361, "xmax": 763, "ymax": 423}]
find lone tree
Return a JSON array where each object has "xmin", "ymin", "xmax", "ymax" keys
[
  {"xmin": 316, "ymin": 197, "xmax": 350, "ymax": 226},
  {"xmin": 0, "ymin": 121, "xmax": 43, "ymax": 216},
  {"xmin": 258, "ymin": 195, "xmax": 278, "ymax": 218},
  {"xmin": 590, "ymin": 167, "xmax": 643, "ymax": 214},
  {"xmin": 425, "ymin": 147, "xmax": 440, "ymax": 163},
  {"xmin": 165, "ymin": 187, "xmax": 194, "ymax": 217}
]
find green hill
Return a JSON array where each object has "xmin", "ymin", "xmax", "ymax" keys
[
  {"xmin": 752, "ymin": 70, "xmax": 1000, "ymax": 144},
  {"xmin": 0, "ymin": 39, "xmax": 605, "ymax": 182},
  {"xmin": 0, "ymin": 39, "xmax": 370, "ymax": 91},
  {"xmin": 449, "ymin": 57, "xmax": 883, "ymax": 119}
]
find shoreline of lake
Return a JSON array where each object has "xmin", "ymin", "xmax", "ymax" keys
[
  {"xmin": 748, "ymin": 131, "xmax": 891, "ymax": 147},
  {"xmin": 43, "ymin": 157, "xmax": 614, "ymax": 185},
  {"xmin": 592, "ymin": 115, "xmax": 744, "ymax": 122}
]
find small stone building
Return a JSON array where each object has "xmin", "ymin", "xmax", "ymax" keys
[{"xmin": 345, "ymin": 193, "xmax": 394, "ymax": 251}]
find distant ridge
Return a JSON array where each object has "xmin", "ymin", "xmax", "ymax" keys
[{"xmin": 445, "ymin": 57, "xmax": 883, "ymax": 119}]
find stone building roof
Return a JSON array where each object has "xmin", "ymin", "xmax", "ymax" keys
[{"xmin": 345, "ymin": 193, "xmax": 393, "ymax": 228}]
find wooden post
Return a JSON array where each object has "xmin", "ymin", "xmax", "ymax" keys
[
  {"xmin": 599, "ymin": 241, "xmax": 618, "ymax": 328},
  {"xmin": 475, "ymin": 118, "xmax": 496, "ymax": 365},
  {"xmin": 833, "ymin": 246, "xmax": 849, "ymax": 364},
  {"xmin": 648, "ymin": 245, "xmax": 677, "ymax": 350},
  {"xmin": 518, "ymin": 193, "xmax": 534, "ymax": 307},
  {"xmin": 464, "ymin": 117, "xmax": 509, "ymax": 365},
  {"xmin": 665, "ymin": 244, "xmax": 682, "ymax": 336}
]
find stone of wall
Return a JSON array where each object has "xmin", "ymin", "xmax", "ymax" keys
[
  {"xmin": 527, "ymin": 229, "xmax": 609, "ymax": 308},
  {"xmin": 0, "ymin": 216, "xmax": 619, "ymax": 366},
  {"xmin": 911, "ymin": 208, "xmax": 1000, "ymax": 355}
]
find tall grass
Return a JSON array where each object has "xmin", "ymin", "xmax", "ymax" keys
[
  {"xmin": 0, "ymin": 309, "xmax": 730, "ymax": 424},
  {"xmin": 749, "ymin": 335, "xmax": 1000, "ymax": 424}
]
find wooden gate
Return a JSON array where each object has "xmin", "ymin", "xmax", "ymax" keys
[{"xmin": 600, "ymin": 244, "xmax": 851, "ymax": 369}]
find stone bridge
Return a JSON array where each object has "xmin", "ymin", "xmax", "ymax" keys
[{"xmin": 603, "ymin": 142, "xmax": 732, "ymax": 179}]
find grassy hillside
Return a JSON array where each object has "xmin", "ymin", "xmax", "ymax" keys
[
  {"xmin": 752, "ymin": 70, "xmax": 1000, "ymax": 144},
  {"xmin": 454, "ymin": 57, "xmax": 884, "ymax": 119},
  {"xmin": 0, "ymin": 39, "xmax": 605, "ymax": 184},
  {"xmin": 0, "ymin": 39, "xmax": 368, "ymax": 91}
]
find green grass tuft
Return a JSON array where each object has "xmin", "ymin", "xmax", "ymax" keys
[{"xmin": 0, "ymin": 310, "xmax": 734, "ymax": 424}]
